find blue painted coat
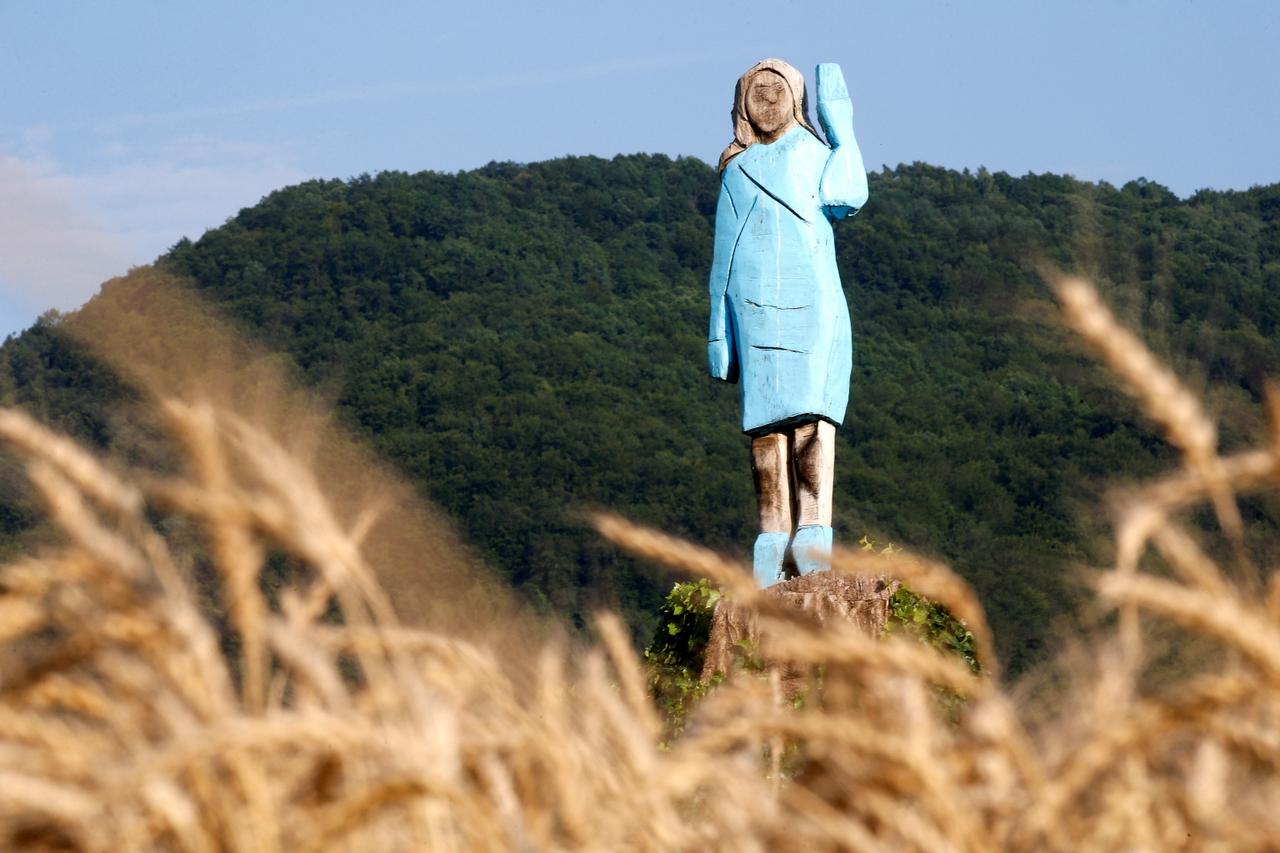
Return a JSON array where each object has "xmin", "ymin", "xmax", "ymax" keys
[{"xmin": 708, "ymin": 101, "xmax": 868, "ymax": 434}]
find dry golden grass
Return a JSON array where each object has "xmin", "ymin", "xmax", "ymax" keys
[{"xmin": 2, "ymin": 272, "xmax": 1280, "ymax": 850}]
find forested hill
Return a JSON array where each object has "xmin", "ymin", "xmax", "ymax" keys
[{"xmin": 4, "ymin": 155, "xmax": 1280, "ymax": 675}]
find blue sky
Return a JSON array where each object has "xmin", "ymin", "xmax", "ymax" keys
[{"xmin": 1, "ymin": 0, "xmax": 1277, "ymax": 338}]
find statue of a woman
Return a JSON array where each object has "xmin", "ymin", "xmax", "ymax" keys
[{"xmin": 707, "ymin": 59, "xmax": 868, "ymax": 587}]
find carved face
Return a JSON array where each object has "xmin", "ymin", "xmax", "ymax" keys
[{"xmin": 744, "ymin": 69, "xmax": 795, "ymax": 141}]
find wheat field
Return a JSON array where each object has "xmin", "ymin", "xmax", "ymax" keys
[{"xmin": 1, "ymin": 275, "xmax": 1279, "ymax": 850}]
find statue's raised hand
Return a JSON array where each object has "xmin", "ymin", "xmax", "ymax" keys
[
  {"xmin": 815, "ymin": 62, "xmax": 868, "ymax": 217},
  {"xmin": 816, "ymin": 63, "xmax": 854, "ymax": 148}
]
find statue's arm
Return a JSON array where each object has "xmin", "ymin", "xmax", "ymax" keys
[
  {"xmin": 708, "ymin": 180, "xmax": 739, "ymax": 383},
  {"xmin": 816, "ymin": 63, "xmax": 869, "ymax": 220}
]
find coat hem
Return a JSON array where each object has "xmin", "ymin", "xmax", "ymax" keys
[{"xmin": 743, "ymin": 413, "xmax": 842, "ymax": 437}]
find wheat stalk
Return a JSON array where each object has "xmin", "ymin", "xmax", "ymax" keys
[{"xmin": 0, "ymin": 276, "xmax": 1276, "ymax": 849}]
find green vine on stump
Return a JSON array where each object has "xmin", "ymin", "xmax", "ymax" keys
[
  {"xmin": 860, "ymin": 534, "xmax": 981, "ymax": 676},
  {"xmin": 643, "ymin": 577, "xmax": 723, "ymax": 739}
]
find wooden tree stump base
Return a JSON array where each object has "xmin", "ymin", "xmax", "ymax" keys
[{"xmin": 700, "ymin": 571, "xmax": 895, "ymax": 684}]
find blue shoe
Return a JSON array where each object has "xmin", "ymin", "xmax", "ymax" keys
[
  {"xmin": 791, "ymin": 525, "xmax": 833, "ymax": 575},
  {"xmin": 753, "ymin": 532, "xmax": 789, "ymax": 587}
]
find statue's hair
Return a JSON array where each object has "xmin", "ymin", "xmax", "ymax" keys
[{"xmin": 718, "ymin": 58, "xmax": 823, "ymax": 173}]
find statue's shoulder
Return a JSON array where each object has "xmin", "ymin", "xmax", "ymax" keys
[
  {"xmin": 789, "ymin": 129, "xmax": 832, "ymax": 170},
  {"xmin": 721, "ymin": 157, "xmax": 751, "ymax": 201},
  {"xmin": 792, "ymin": 128, "xmax": 830, "ymax": 155}
]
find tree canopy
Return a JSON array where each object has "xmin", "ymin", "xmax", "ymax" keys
[{"xmin": 4, "ymin": 155, "xmax": 1279, "ymax": 675}]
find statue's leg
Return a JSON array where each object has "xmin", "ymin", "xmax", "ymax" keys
[
  {"xmin": 751, "ymin": 431, "xmax": 792, "ymax": 587},
  {"xmin": 791, "ymin": 419, "xmax": 836, "ymax": 575}
]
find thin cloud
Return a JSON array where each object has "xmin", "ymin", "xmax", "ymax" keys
[
  {"xmin": 90, "ymin": 53, "xmax": 702, "ymax": 130},
  {"xmin": 0, "ymin": 135, "xmax": 308, "ymax": 337},
  {"xmin": 0, "ymin": 153, "xmax": 132, "ymax": 323}
]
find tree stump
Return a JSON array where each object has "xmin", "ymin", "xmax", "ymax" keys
[{"xmin": 700, "ymin": 571, "xmax": 895, "ymax": 684}]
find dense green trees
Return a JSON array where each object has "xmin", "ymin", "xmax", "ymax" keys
[{"xmin": 3, "ymin": 155, "xmax": 1278, "ymax": 675}]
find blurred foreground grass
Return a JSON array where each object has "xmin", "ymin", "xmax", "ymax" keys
[{"xmin": 2, "ymin": 277, "xmax": 1280, "ymax": 850}]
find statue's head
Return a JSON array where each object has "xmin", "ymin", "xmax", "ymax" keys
[
  {"xmin": 719, "ymin": 58, "xmax": 821, "ymax": 172},
  {"xmin": 744, "ymin": 69, "xmax": 795, "ymax": 141}
]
